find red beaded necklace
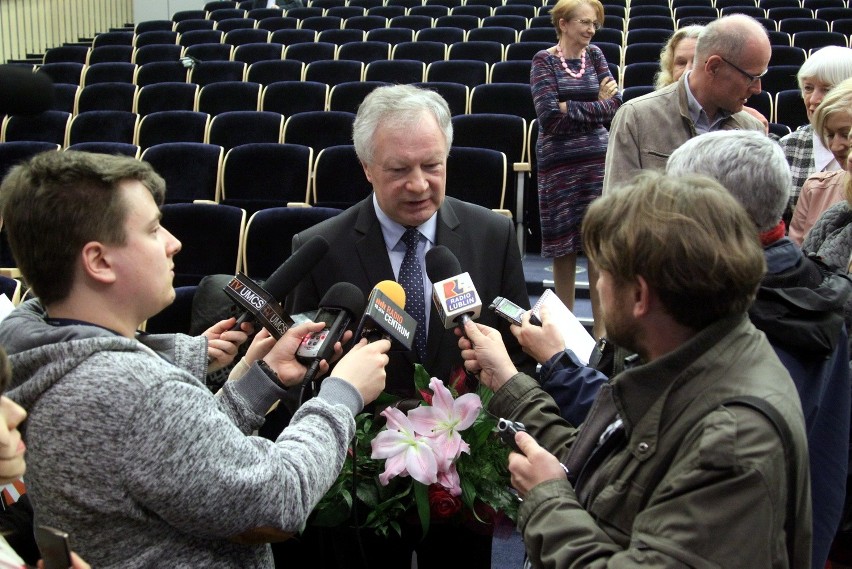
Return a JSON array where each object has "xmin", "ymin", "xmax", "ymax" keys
[{"xmin": 556, "ymin": 44, "xmax": 586, "ymax": 79}]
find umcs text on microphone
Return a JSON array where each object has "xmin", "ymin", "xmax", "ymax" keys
[{"xmin": 223, "ymin": 235, "xmax": 329, "ymax": 337}]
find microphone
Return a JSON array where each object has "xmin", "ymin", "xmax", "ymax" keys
[
  {"xmin": 223, "ymin": 235, "xmax": 329, "ymax": 338},
  {"xmin": 425, "ymin": 246, "xmax": 482, "ymax": 330},
  {"xmin": 296, "ymin": 282, "xmax": 365, "ymax": 397},
  {"xmin": 0, "ymin": 65, "xmax": 55, "ymax": 115},
  {"xmin": 354, "ymin": 280, "xmax": 417, "ymax": 351}
]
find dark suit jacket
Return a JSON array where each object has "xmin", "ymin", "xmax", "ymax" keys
[{"xmin": 286, "ymin": 195, "xmax": 533, "ymax": 398}]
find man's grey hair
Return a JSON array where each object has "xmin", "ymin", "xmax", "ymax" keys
[
  {"xmin": 694, "ymin": 14, "xmax": 767, "ymax": 64},
  {"xmin": 666, "ymin": 131, "xmax": 791, "ymax": 231},
  {"xmin": 352, "ymin": 84, "xmax": 453, "ymax": 165},
  {"xmin": 797, "ymin": 45, "xmax": 852, "ymax": 92}
]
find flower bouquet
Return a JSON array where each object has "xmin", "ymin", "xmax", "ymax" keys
[{"xmin": 311, "ymin": 364, "xmax": 518, "ymax": 538}]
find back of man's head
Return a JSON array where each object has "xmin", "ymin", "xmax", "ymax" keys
[
  {"xmin": 695, "ymin": 14, "xmax": 767, "ymax": 65},
  {"xmin": 665, "ymin": 130, "xmax": 791, "ymax": 231},
  {"xmin": 352, "ymin": 84, "xmax": 453, "ymax": 166},
  {"xmin": 583, "ymin": 171, "xmax": 766, "ymax": 329},
  {"xmin": 0, "ymin": 151, "xmax": 165, "ymax": 306}
]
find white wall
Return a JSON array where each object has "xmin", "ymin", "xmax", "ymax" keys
[{"xmin": 133, "ymin": 0, "xmax": 205, "ymax": 22}]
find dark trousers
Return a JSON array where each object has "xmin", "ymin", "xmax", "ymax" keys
[{"xmin": 273, "ymin": 522, "xmax": 493, "ymax": 569}]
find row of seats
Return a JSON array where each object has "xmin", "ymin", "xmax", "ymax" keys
[
  {"xmin": 209, "ymin": 0, "xmax": 852, "ymax": 10},
  {"xmin": 43, "ymin": 31, "xmax": 834, "ymax": 69},
  {"xmin": 10, "ymin": 74, "xmax": 534, "ymax": 118},
  {"xmin": 0, "ymin": 110, "xmax": 530, "ymax": 206},
  {"xmin": 14, "ymin": 76, "xmax": 532, "ymax": 116},
  {"xmin": 35, "ymin": 57, "xmax": 535, "ymax": 90},
  {"xmin": 0, "ymin": 141, "xmax": 514, "ymax": 280},
  {"xmin": 161, "ymin": 2, "xmax": 852, "ymax": 24},
  {"xmin": 12, "ymin": 70, "xmax": 807, "ymax": 125}
]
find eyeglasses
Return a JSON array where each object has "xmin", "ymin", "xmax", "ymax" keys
[
  {"xmin": 573, "ymin": 18, "xmax": 601, "ymax": 30},
  {"xmin": 719, "ymin": 56, "xmax": 767, "ymax": 86}
]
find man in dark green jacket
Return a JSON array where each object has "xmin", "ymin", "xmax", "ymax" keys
[{"xmin": 459, "ymin": 171, "xmax": 812, "ymax": 568}]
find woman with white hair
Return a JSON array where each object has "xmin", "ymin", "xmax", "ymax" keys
[{"xmin": 780, "ymin": 46, "xmax": 852, "ymax": 208}]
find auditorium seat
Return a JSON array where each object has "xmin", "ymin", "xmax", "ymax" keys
[
  {"xmin": 261, "ymin": 81, "xmax": 329, "ymax": 115},
  {"xmin": 135, "ymin": 82, "xmax": 198, "ymax": 116},
  {"xmin": 206, "ymin": 110, "xmax": 285, "ymax": 150},
  {"xmin": 197, "ymin": 81, "xmax": 262, "ymax": 115},
  {"xmin": 220, "ymin": 142, "xmax": 313, "ymax": 213},
  {"xmin": 2, "ymin": 111, "xmax": 71, "ymax": 145},
  {"xmin": 66, "ymin": 110, "xmax": 139, "ymax": 146},
  {"xmin": 160, "ymin": 202, "xmax": 245, "ymax": 287},
  {"xmin": 243, "ymin": 208, "xmax": 343, "ymax": 280},
  {"xmin": 142, "ymin": 142, "xmax": 223, "ymax": 203},
  {"xmin": 312, "ymin": 144, "xmax": 374, "ymax": 208},
  {"xmin": 283, "ymin": 110, "xmax": 356, "ymax": 152},
  {"xmin": 136, "ymin": 110, "xmax": 210, "ymax": 148}
]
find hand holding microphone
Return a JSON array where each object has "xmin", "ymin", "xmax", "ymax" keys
[
  {"xmin": 296, "ymin": 282, "xmax": 365, "ymax": 400},
  {"xmin": 259, "ymin": 320, "xmax": 334, "ymax": 388},
  {"xmin": 328, "ymin": 337, "xmax": 391, "ymax": 405}
]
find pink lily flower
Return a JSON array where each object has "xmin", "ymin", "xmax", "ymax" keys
[
  {"xmin": 409, "ymin": 378, "xmax": 482, "ymax": 471},
  {"xmin": 371, "ymin": 407, "xmax": 438, "ymax": 486},
  {"xmin": 437, "ymin": 463, "xmax": 462, "ymax": 496}
]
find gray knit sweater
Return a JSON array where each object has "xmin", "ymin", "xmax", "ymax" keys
[
  {"xmin": 803, "ymin": 200, "xmax": 852, "ymax": 272},
  {"xmin": 0, "ymin": 300, "xmax": 363, "ymax": 568}
]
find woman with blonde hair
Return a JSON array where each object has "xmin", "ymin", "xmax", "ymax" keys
[
  {"xmin": 531, "ymin": 0, "xmax": 620, "ymax": 338},
  {"xmin": 654, "ymin": 25, "xmax": 703, "ymax": 90},
  {"xmin": 790, "ymin": 77, "xmax": 852, "ymax": 245}
]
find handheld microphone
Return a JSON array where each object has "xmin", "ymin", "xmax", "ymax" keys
[
  {"xmin": 223, "ymin": 235, "xmax": 329, "ymax": 338},
  {"xmin": 425, "ymin": 246, "xmax": 482, "ymax": 330},
  {"xmin": 297, "ymin": 282, "xmax": 365, "ymax": 398},
  {"xmin": 354, "ymin": 280, "xmax": 417, "ymax": 351},
  {"xmin": 0, "ymin": 65, "xmax": 55, "ymax": 115}
]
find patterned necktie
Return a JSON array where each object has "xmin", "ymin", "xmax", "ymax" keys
[{"xmin": 399, "ymin": 228, "xmax": 427, "ymax": 359}]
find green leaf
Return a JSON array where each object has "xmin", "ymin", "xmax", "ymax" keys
[
  {"xmin": 413, "ymin": 482, "xmax": 431, "ymax": 540},
  {"xmin": 413, "ymin": 363, "xmax": 432, "ymax": 396},
  {"xmin": 374, "ymin": 391, "xmax": 400, "ymax": 408}
]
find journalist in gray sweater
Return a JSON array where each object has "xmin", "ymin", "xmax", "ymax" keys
[{"xmin": 0, "ymin": 300, "xmax": 382, "ymax": 568}]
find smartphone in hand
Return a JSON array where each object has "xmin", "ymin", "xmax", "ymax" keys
[{"xmin": 35, "ymin": 525, "xmax": 72, "ymax": 569}]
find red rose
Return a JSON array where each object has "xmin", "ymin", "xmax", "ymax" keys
[
  {"xmin": 448, "ymin": 365, "xmax": 469, "ymax": 396},
  {"xmin": 428, "ymin": 485, "xmax": 462, "ymax": 519}
]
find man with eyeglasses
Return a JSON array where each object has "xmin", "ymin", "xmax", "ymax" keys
[{"xmin": 603, "ymin": 14, "xmax": 770, "ymax": 194}]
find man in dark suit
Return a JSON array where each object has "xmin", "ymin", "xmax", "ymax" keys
[
  {"xmin": 287, "ymin": 84, "xmax": 531, "ymax": 399},
  {"xmin": 284, "ymin": 84, "xmax": 531, "ymax": 568}
]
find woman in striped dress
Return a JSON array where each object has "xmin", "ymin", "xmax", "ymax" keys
[{"xmin": 532, "ymin": 0, "xmax": 620, "ymax": 339}]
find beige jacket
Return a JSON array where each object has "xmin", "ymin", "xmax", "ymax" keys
[{"xmin": 603, "ymin": 75, "xmax": 765, "ymax": 193}]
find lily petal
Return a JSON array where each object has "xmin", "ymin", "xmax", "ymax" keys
[
  {"xmin": 438, "ymin": 463, "xmax": 462, "ymax": 496},
  {"xmin": 404, "ymin": 439, "xmax": 439, "ymax": 486},
  {"xmin": 452, "ymin": 393, "xmax": 482, "ymax": 431}
]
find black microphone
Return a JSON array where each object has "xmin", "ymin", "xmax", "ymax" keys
[
  {"xmin": 223, "ymin": 235, "xmax": 329, "ymax": 338},
  {"xmin": 0, "ymin": 65, "xmax": 55, "ymax": 116},
  {"xmin": 297, "ymin": 282, "xmax": 365, "ymax": 399},
  {"xmin": 354, "ymin": 280, "xmax": 417, "ymax": 351},
  {"xmin": 425, "ymin": 246, "xmax": 482, "ymax": 330}
]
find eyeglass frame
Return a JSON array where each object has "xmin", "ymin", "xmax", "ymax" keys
[
  {"xmin": 572, "ymin": 18, "xmax": 601, "ymax": 30},
  {"xmin": 718, "ymin": 56, "xmax": 767, "ymax": 86}
]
